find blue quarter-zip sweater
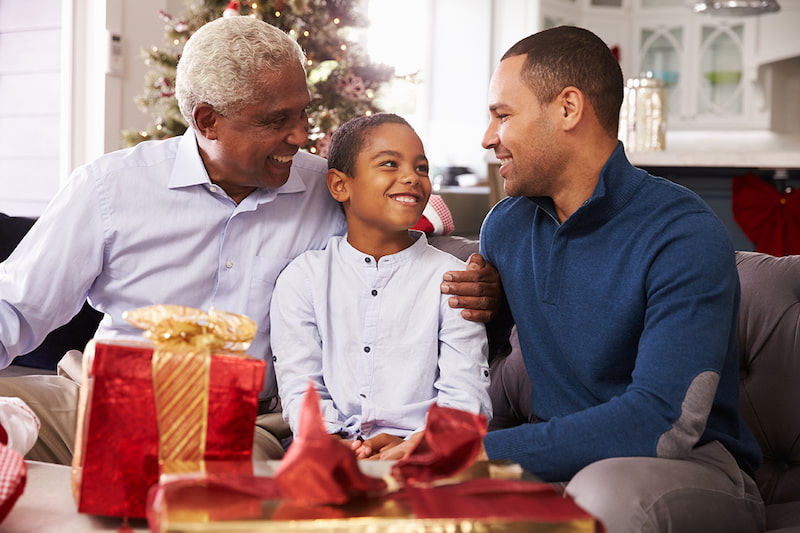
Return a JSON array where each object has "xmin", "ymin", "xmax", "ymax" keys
[{"xmin": 480, "ymin": 143, "xmax": 761, "ymax": 482}]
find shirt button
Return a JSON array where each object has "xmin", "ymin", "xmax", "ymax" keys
[
  {"xmin": 484, "ymin": 369, "xmax": 489, "ymax": 377},
  {"xmin": 363, "ymin": 346, "xmax": 370, "ymax": 353},
  {"xmin": 360, "ymin": 393, "xmax": 366, "ymax": 398},
  {"xmin": 209, "ymin": 185, "xmax": 218, "ymax": 193},
  {"xmin": 371, "ymin": 289, "xmax": 378, "ymax": 296},
  {"xmin": 273, "ymin": 356, "xmax": 277, "ymax": 362},
  {"xmin": 225, "ymin": 260, "xmax": 233, "ymax": 268},
  {"xmin": 364, "ymin": 257, "xmax": 371, "ymax": 263}
]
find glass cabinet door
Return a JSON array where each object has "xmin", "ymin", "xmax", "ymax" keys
[
  {"xmin": 698, "ymin": 23, "xmax": 744, "ymax": 116},
  {"xmin": 639, "ymin": 26, "xmax": 683, "ymax": 118}
]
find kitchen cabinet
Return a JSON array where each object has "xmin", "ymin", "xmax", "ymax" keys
[
  {"xmin": 534, "ymin": 0, "xmax": 798, "ymax": 131},
  {"xmin": 633, "ymin": 8, "xmax": 763, "ymax": 129}
]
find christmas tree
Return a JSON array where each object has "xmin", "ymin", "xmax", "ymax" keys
[{"xmin": 122, "ymin": 0, "xmax": 395, "ymax": 156}]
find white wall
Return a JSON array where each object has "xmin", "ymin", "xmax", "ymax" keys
[
  {"xmin": 104, "ymin": 0, "xmax": 184, "ymax": 153},
  {"xmin": 0, "ymin": 0, "xmax": 176, "ymax": 216},
  {"xmin": 423, "ymin": 0, "xmax": 494, "ymax": 175},
  {"xmin": 0, "ymin": 0, "xmax": 64, "ymax": 216}
]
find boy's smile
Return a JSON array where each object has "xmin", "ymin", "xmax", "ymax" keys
[
  {"xmin": 330, "ymin": 122, "xmax": 432, "ymax": 258},
  {"xmin": 389, "ymin": 193, "xmax": 423, "ymax": 204}
]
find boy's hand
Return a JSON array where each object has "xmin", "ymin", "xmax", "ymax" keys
[
  {"xmin": 353, "ymin": 433, "xmax": 404, "ymax": 459},
  {"xmin": 441, "ymin": 254, "xmax": 501, "ymax": 323},
  {"xmin": 375, "ymin": 431, "xmax": 425, "ymax": 461}
]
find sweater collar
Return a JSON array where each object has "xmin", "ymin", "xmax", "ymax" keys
[
  {"xmin": 168, "ymin": 129, "xmax": 307, "ymax": 203},
  {"xmin": 530, "ymin": 142, "xmax": 646, "ymax": 227}
]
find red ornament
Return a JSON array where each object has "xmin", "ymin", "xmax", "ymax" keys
[
  {"xmin": 338, "ymin": 74, "xmax": 365, "ymax": 100},
  {"xmin": 223, "ymin": 1, "xmax": 241, "ymax": 17}
]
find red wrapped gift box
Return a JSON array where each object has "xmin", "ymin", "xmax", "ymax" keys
[{"xmin": 72, "ymin": 338, "xmax": 265, "ymax": 519}]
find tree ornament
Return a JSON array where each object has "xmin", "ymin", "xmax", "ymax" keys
[
  {"xmin": 338, "ymin": 74, "xmax": 365, "ymax": 100},
  {"xmin": 223, "ymin": 1, "xmax": 241, "ymax": 17},
  {"xmin": 314, "ymin": 130, "xmax": 332, "ymax": 158}
]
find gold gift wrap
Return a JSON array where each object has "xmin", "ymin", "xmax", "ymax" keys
[{"xmin": 148, "ymin": 462, "xmax": 599, "ymax": 533}]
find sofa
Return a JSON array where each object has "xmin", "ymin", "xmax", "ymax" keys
[{"xmin": 736, "ymin": 251, "xmax": 800, "ymax": 532}]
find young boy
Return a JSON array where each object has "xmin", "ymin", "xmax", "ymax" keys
[{"xmin": 270, "ymin": 113, "xmax": 492, "ymax": 459}]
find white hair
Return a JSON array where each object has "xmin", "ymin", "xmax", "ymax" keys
[{"xmin": 175, "ymin": 16, "xmax": 306, "ymax": 128}]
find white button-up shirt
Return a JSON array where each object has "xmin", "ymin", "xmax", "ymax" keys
[{"xmin": 271, "ymin": 232, "xmax": 492, "ymax": 439}]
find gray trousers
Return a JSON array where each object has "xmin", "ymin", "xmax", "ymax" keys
[
  {"xmin": 0, "ymin": 351, "xmax": 289, "ymax": 465},
  {"xmin": 489, "ymin": 329, "xmax": 765, "ymax": 533}
]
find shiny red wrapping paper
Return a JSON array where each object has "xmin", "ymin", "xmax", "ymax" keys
[
  {"xmin": 148, "ymin": 463, "xmax": 600, "ymax": 532},
  {"xmin": 147, "ymin": 385, "xmax": 601, "ymax": 532},
  {"xmin": 274, "ymin": 385, "xmax": 387, "ymax": 505},
  {"xmin": 72, "ymin": 340, "xmax": 265, "ymax": 519}
]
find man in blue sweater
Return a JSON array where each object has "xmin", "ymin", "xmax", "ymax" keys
[{"xmin": 479, "ymin": 26, "xmax": 764, "ymax": 532}]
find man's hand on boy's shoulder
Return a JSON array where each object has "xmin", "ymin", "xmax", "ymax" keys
[{"xmin": 441, "ymin": 254, "xmax": 501, "ymax": 323}]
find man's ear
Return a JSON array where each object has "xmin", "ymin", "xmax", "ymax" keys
[
  {"xmin": 557, "ymin": 86, "xmax": 584, "ymax": 131},
  {"xmin": 327, "ymin": 169, "xmax": 351, "ymax": 203},
  {"xmin": 193, "ymin": 104, "xmax": 219, "ymax": 140}
]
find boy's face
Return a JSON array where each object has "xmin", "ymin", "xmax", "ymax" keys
[{"xmin": 335, "ymin": 122, "xmax": 431, "ymax": 236}]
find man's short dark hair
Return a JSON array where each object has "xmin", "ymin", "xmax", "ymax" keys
[
  {"xmin": 502, "ymin": 26, "xmax": 624, "ymax": 137},
  {"xmin": 327, "ymin": 113, "xmax": 413, "ymax": 176}
]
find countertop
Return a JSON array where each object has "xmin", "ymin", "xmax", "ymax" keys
[{"xmin": 626, "ymin": 131, "xmax": 800, "ymax": 169}]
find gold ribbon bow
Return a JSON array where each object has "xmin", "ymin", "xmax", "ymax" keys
[{"xmin": 124, "ymin": 305, "xmax": 257, "ymax": 475}]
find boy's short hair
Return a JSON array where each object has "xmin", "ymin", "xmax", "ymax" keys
[{"xmin": 327, "ymin": 113, "xmax": 414, "ymax": 176}]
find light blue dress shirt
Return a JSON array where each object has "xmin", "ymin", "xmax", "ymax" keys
[
  {"xmin": 271, "ymin": 232, "xmax": 492, "ymax": 440},
  {"xmin": 0, "ymin": 130, "xmax": 346, "ymax": 399}
]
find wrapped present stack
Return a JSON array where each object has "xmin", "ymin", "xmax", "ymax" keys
[
  {"xmin": 71, "ymin": 305, "xmax": 266, "ymax": 519},
  {"xmin": 147, "ymin": 385, "xmax": 603, "ymax": 532}
]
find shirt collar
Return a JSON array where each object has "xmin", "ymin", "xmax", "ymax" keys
[
  {"xmin": 340, "ymin": 230, "xmax": 428, "ymax": 265},
  {"xmin": 168, "ymin": 129, "xmax": 211, "ymax": 189},
  {"xmin": 167, "ymin": 129, "xmax": 309, "ymax": 198}
]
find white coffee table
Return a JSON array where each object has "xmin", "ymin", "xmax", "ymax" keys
[{"xmin": 2, "ymin": 461, "xmax": 148, "ymax": 533}]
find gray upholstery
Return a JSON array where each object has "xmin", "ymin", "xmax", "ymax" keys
[{"xmin": 736, "ymin": 251, "xmax": 800, "ymax": 532}]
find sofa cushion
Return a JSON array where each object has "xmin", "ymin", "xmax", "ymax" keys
[{"xmin": 736, "ymin": 251, "xmax": 800, "ymax": 506}]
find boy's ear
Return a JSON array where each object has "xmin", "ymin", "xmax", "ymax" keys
[{"xmin": 327, "ymin": 169, "xmax": 351, "ymax": 202}]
